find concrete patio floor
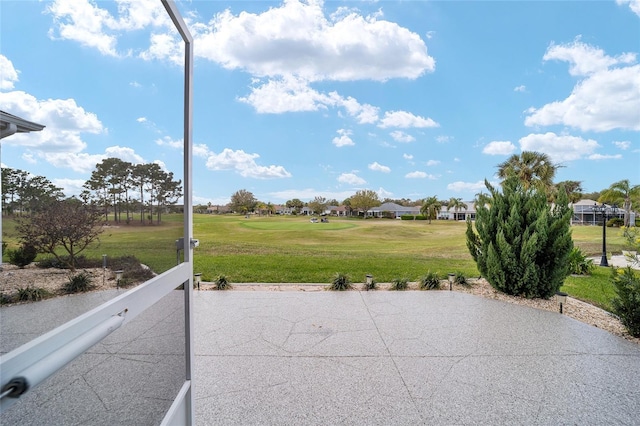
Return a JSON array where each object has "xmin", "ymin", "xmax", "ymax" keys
[
  {"xmin": 1, "ymin": 290, "xmax": 639, "ymax": 425},
  {"xmin": 194, "ymin": 290, "xmax": 640, "ymax": 425}
]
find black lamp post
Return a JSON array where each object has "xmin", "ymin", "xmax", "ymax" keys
[{"xmin": 593, "ymin": 203, "xmax": 618, "ymax": 267}]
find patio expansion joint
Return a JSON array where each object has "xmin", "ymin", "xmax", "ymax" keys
[{"xmin": 358, "ymin": 292, "xmax": 425, "ymax": 423}]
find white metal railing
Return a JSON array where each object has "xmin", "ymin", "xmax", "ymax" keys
[{"xmin": 0, "ymin": 263, "xmax": 191, "ymax": 413}]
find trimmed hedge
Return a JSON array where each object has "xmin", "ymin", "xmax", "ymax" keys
[{"xmin": 400, "ymin": 215, "xmax": 427, "ymax": 220}]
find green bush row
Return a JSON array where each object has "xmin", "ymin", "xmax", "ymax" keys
[
  {"xmin": 400, "ymin": 215, "xmax": 427, "ymax": 220},
  {"xmin": 325, "ymin": 271, "xmax": 471, "ymax": 291}
]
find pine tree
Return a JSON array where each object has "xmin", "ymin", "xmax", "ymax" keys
[{"xmin": 466, "ymin": 177, "xmax": 573, "ymax": 298}]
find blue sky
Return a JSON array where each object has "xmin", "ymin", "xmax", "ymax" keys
[{"xmin": 1, "ymin": 0, "xmax": 639, "ymax": 206}]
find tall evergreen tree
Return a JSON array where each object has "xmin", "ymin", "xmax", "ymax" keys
[{"xmin": 466, "ymin": 177, "xmax": 573, "ymax": 299}]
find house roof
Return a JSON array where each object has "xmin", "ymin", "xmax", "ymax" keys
[
  {"xmin": 0, "ymin": 110, "xmax": 45, "ymax": 139},
  {"xmin": 371, "ymin": 202, "xmax": 421, "ymax": 212}
]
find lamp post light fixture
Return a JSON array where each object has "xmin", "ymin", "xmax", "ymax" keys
[
  {"xmin": 555, "ymin": 291, "xmax": 568, "ymax": 314},
  {"xmin": 194, "ymin": 273, "xmax": 202, "ymax": 291},
  {"xmin": 115, "ymin": 270, "xmax": 123, "ymax": 289},
  {"xmin": 365, "ymin": 274, "xmax": 373, "ymax": 291},
  {"xmin": 448, "ymin": 273, "xmax": 455, "ymax": 291}
]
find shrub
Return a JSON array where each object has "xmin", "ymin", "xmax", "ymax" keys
[
  {"xmin": 363, "ymin": 275, "xmax": 377, "ymax": 291},
  {"xmin": 37, "ymin": 257, "xmax": 66, "ymax": 269},
  {"xmin": 1, "ymin": 292, "xmax": 14, "ymax": 305},
  {"xmin": 109, "ymin": 255, "xmax": 155, "ymax": 284},
  {"xmin": 607, "ymin": 217, "xmax": 624, "ymax": 227},
  {"xmin": 466, "ymin": 177, "xmax": 573, "ymax": 299},
  {"xmin": 389, "ymin": 277, "xmax": 409, "ymax": 291},
  {"xmin": 16, "ymin": 286, "xmax": 50, "ymax": 302},
  {"xmin": 419, "ymin": 272, "xmax": 441, "ymax": 290},
  {"xmin": 7, "ymin": 243, "xmax": 38, "ymax": 268},
  {"xmin": 567, "ymin": 247, "xmax": 595, "ymax": 275},
  {"xmin": 611, "ymin": 267, "xmax": 640, "ymax": 337},
  {"xmin": 64, "ymin": 271, "xmax": 95, "ymax": 293},
  {"xmin": 214, "ymin": 274, "xmax": 232, "ymax": 290},
  {"xmin": 400, "ymin": 215, "xmax": 427, "ymax": 220},
  {"xmin": 327, "ymin": 272, "xmax": 351, "ymax": 291},
  {"xmin": 454, "ymin": 271, "xmax": 469, "ymax": 286},
  {"xmin": 36, "ymin": 255, "xmax": 98, "ymax": 270}
]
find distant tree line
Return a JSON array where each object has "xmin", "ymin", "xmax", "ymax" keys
[
  {"xmin": 1, "ymin": 168, "xmax": 64, "ymax": 215},
  {"xmin": 2, "ymin": 159, "xmax": 182, "ymax": 225},
  {"xmin": 219, "ymin": 152, "xmax": 637, "ymax": 224},
  {"xmin": 81, "ymin": 158, "xmax": 182, "ymax": 224}
]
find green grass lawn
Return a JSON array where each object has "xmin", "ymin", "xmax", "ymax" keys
[{"xmin": 3, "ymin": 213, "xmax": 635, "ymax": 311}]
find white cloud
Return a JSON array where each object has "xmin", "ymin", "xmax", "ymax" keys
[
  {"xmin": 53, "ymin": 178, "xmax": 86, "ymax": 197},
  {"xmin": 239, "ymin": 77, "xmax": 331, "ymax": 114},
  {"xmin": 44, "ymin": 152, "xmax": 107, "ymax": 173},
  {"xmin": 543, "ymin": 38, "xmax": 636, "ymax": 77},
  {"xmin": 238, "ymin": 77, "xmax": 381, "ymax": 125},
  {"xmin": 0, "ymin": 90, "xmax": 103, "ymax": 157},
  {"xmin": 205, "ymin": 148, "xmax": 291, "ymax": 179},
  {"xmin": 337, "ymin": 95, "xmax": 379, "ymax": 124},
  {"xmin": 136, "ymin": 117, "xmax": 147, "ymax": 123},
  {"xmin": 139, "ymin": 32, "xmax": 184, "ymax": 65},
  {"xmin": 196, "ymin": 0, "xmax": 434, "ymax": 82},
  {"xmin": 405, "ymin": 171, "xmax": 437, "ymax": 179},
  {"xmin": 155, "ymin": 136, "xmax": 183, "ymax": 149},
  {"xmin": 526, "ymin": 41, "xmax": 640, "ymax": 132},
  {"xmin": 46, "ymin": 0, "xmax": 170, "ymax": 58},
  {"xmin": 519, "ymin": 132, "xmax": 600, "ymax": 162},
  {"xmin": 368, "ymin": 162, "xmax": 391, "ymax": 173},
  {"xmin": 436, "ymin": 135, "xmax": 452, "ymax": 143},
  {"xmin": 613, "ymin": 140, "xmax": 631, "ymax": 150},
  {"xmin": 514, "ymin": 85, "xmax": 526, "ymax": 92},
  {"xmin": 22, "ymin": 153, "xmax": 37, "ymax": 164},
  {"xmin": 447, "ymin": 180, "xmax": 488, "ymax": 193},
  {"xmin": 0, "ymin": 55, "xmax": 19, "ymax": 90},
  {"xmin": 377, "ymin": 187, "xmax": 393, "ymax": 199},
  {"xmin": 403, "ymin": 153, "xmax": 414, "ymax": 160},
  {"xmin": 483, "ymin": 140, "xmax": 516, "ymax": 155},
  {"xmin": 338, "ymin": 172, "xmax": 366, "ymax": 185},
  {"xmin": 588, "ymin": 153, "xmax": 623, "ymax": 160},
  {"xmin": 617, "ymin": 0, "xmax": 640, "ymax": 16},
  {"xmin": 426, "ymin": 160, "xmax": 440, "ymax": 166},
  {"xmin": 193, "ymin": 143, "xmax": 211, "ymax": 158},
  {"xmin": 105, "ymin": 145, "xmax": 145, "ymax": 164},
  {"xmin": 332, "ymin": 129, "xmax": 355, "ymax": 147},
  {"xmin": 390, "ymin": 131, "xmax": 415, "ymax": 143},
  {"xmin": 378, "ymin": 111, "xmax": 439, "ymax": 129}
]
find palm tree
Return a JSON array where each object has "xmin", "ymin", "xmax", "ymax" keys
[
  {"xmin": 598, "ymin": 179, "xmax": 640, "ymax": 227},
  {"xmin": 420, "ymin": 196, "xmax": 442, "ymax": 224},
  {"xmin": 497, "ymin": 151, "xmax": 558, "ymax": 192},
  {"xmin": 554, "ymin": 180, "xmax": 583, "ymax": 204},
  {"xmin": 448, "ymin": 197, "xmax": 468, "ymax": 221}
]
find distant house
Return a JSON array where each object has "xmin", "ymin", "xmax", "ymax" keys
[
  {"xmin": 439, "ymin": 202, "xmax": 477, "ymax": 221},
  {"xmin": 570, "ymin": 199, "xmax": 628, "ymax": 225},
  {"xmin": 368, "ymin": 202, "xmax": 421, "ymax": 218},
  {"xmin": 206, "ymin": 205, "xmax": 231, "ymax": 214},
  {"xmin": 326, "ymin": 205, "xmax": 348, "ymax": 216}
]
